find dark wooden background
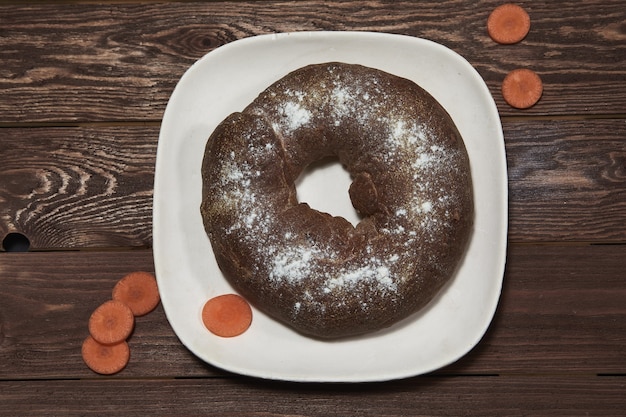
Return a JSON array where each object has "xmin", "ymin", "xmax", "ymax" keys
[{"xmin": 1, "ymin": 1, "xmax": 625, "ymax": 415}]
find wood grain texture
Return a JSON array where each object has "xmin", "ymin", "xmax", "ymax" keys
[
  {"xmin": 505, "ymin": 118, "xmax": 626, "ymax": 242},
  {"xmin": 0, "ymin": 246, "xmax": 624, "ymax": 379},
  {"xmin": 1, "ymin": 0, "xmax": 625, "ymax": 123},
  {"xmin": 0, "ymin": 127, "xmax": 155, "ymax": 249},
  {"xmin": 0, "ymin": 250, "xmax": 207, "ymax": 380},
  {"xmin": 1, "ymin": 0, "xmax": 624, "ymax": 414},
  {"xmin": 1, "ymin": 119, "xmax": 624, "ymax": 249},
  {"xmin": 0, "ymin": 377, "xmax": 625, "ymax": 416}
]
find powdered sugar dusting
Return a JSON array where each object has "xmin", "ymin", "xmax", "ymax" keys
[
  {"xmin": 217, "ymin": 138, "xmax": 274, "ymax": 237},
  {"xmin": 240, "ymin": 73, "xmax": 460, "ymax": 299},
  {"xmin": 279, "ymin": 101, "xmax": 311, "ymax": 132},
  {"xmin": 214, "ymin": 134, "xmax": 402, "ymax": 303},
  {"xmin": 270, "ymin": 244, "xmax": 323, "ymax": 284},
  {"xmin": 325, "ymin": 261, "xmax": 396, "ymax": 294}
]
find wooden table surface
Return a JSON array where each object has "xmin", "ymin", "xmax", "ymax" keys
[{"xmin": 1, "ymin": 0, "xmax": 625, "ymax": 415}]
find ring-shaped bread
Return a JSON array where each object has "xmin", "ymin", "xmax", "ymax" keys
[{"xmin": 201, "ymin": 62, "xmax": 473, "ymax": 339}]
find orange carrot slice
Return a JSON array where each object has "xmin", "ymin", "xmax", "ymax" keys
[
  {"xmin": 112, "ymin": 271, "xmax": 160, "ymax": 317},
  {"xmin": 502, "ymin": 68, "xmax": 543, "ymax": 109},
  {"xmin": 487, "ymin": 4, "xmax": 531, "ymax": 44},
  {"xmin": 82, "ymin": 336, "xmax": 130, "ymax": 375},
  {"xmin": 202, "ymin": 294, "xmax": 253, "ymax": 337},
  {"xmin": 88, "ymin": 300, "xmax": 135, "ymax": 345}
]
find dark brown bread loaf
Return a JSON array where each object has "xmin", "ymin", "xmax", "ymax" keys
[{"xmin": 201, "ymin": 62, "xmax": 473, "ymax": 339}]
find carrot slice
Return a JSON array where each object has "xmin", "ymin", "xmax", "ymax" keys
[
  {"xmin": 112, "ymin": 271, "xmax": 160, "ymax": 316},
  {"xmin": 202, "ymin": 294, "xmax": 253, "ymax": 338},
  {"xmin": 82, "ymin": 336, "xmax": 130, "ymax": 375},
  {"xmin": 502, "ymin": 68, "xmax": 543, "ymax": 109},
  {"xmin": 88, "ymin": 300, "xmax": 135, "ymax": 345},
  {"xmin": 487, "ymin": 4, "xmax": 531, "ymax": 44}
]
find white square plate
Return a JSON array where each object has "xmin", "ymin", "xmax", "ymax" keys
[{"xmin": 153, "ymin": 31, "xmax": 507, "ymax": 382}]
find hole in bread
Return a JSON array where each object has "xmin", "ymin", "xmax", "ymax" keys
[{"xmin": 295, "ymin": 156, "xmax": 362, "ymax": 227}]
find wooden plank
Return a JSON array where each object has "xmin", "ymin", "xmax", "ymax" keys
[
  {"xmin": 2, "ymin": 119, "xmax": 625, "ymax": 249},
  {"xmin": 1, "ymin": 1, "xmax": 625, "ymax": 123},
  {"xmin": 505, "ymin": 119, "xmax": 626, "ymax": 242},
  {"xmin": 0, "ymin": 127, "xmax": 156, "ymax": 249},
  {"xmin": 0, "ymin": 245, "xmax": 624, "ymax": 379},
  {"xmin": 0, "ymin": 376, "xmax": 625, "ymax": 416},
  {"xmin": 0, "ymin": 250, "xmax": 207, "ymax": 380}
]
